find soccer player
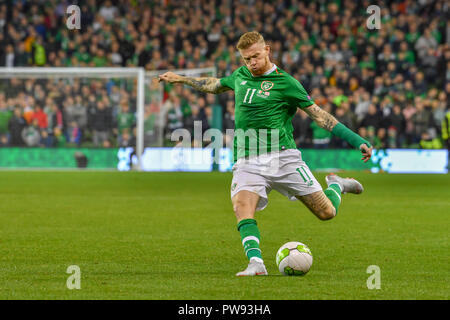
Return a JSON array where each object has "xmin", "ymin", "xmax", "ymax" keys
[{"xmin": 159, "ymin": 31, "xmax": 373, "ymax": 276}]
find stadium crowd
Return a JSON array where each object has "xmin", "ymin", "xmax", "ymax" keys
[{"xmin": 0, "ymin": 0, "xmax": 449, "ymax": 150}]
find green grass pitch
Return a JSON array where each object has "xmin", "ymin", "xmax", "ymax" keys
[{"xmin": 0, "ymin": 170, "xmax": 448, "ymax": 299}]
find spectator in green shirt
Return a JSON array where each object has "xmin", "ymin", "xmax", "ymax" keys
[
  {"xmin": 310, "ymin": 104, "xmax": 333, "ymax": 149},
  {"xmin": 53, "ymin": 127, "xmax": 67, "ymax": 148},
  {"xmin": 0, "ymin": 102, "xmax": 13, "ymax": 136},
  {"xmin": 366, "ymin": 126, "xmax": 382, "ymax": 149},
  {"xmin": 92, "ymin": 49, "xmax": 108, "ymax": 67},
  {"xmin": 117, "ymin": 101, "xmax": 135, "ymax": 145},
  {"xmin": 310, "ymin": 121, "xmax": 332, "ymax": 149}
]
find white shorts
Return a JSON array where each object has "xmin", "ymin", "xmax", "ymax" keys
[{"xmin": 230, "ymin": 149, "xmax": 322, "ymax": 211}]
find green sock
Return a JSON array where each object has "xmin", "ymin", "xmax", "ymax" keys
[
  {"xmin": 237, "ymin": 219, "xmax": 263, "ymax": 263},
  {"xmin": 324, "ymin": 183, "xmax": 342, "ymax": 214}
]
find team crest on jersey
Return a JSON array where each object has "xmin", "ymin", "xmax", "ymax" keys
[{"xmin": 261, "ymin": 81, "xmax": 274, "ymax": 91}]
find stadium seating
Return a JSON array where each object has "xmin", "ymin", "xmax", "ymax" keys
[{"xmin": 0, "ymin": 0, "xmax": 448, "ymax": 150}]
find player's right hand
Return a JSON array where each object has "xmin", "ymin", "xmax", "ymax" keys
[
  {"xmin": 158, "ymin": 71, "xmax": 183, "ymax": 83},
  {"xmin": 359, "ymin": 143, "xmax": 373, "ymax": 163}
]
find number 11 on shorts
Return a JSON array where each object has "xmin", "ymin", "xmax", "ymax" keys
[{"xmin": 296, "ymin": 167, "xmax": 313, "ymax": 186}]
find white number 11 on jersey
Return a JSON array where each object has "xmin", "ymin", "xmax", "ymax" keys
[{"xmin": 243, "ymin": 88, "xmax": 257, "ymax": 104}]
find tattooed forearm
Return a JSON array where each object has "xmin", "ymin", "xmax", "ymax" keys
[
  {"xmin": 304, "ymin": 104, "xmax": 338, "ymax": 131},
  {"xmin": 318, "ymin": 111, "xmax": 339, "ymax": 131},
  {"xmin": 181, "ymin": 77, "xmax": 230, "ymax": 94}
]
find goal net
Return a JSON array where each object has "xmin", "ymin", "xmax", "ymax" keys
[{"xmin": 0, "ymin": 66, "xmax": 217, "ymax": 171}]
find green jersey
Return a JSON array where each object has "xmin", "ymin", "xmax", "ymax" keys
[
  {"xmin": 220, "ymin": 65, "xmax": 314, "ymax": 161},
  {"xmin": 117, "ymin": 112, "xmax": 135, "ymax": 134}
]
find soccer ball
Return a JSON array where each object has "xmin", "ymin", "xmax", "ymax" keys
[{"xmin": 276, "ymin": 241, "xmax": 313, "ymax": 276}]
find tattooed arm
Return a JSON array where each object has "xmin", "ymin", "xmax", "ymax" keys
[
  {"xmin": 158, "ymin": 71, "xmax": 231, "ymax": 94},
  {"xmin": 303, "ymin": 103, "xmax": 338, "ymax": 131},
  {"xmin": 303, "ymin": 103, "xmax": 373, "ymax": 162}
]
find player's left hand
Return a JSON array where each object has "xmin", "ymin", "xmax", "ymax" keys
[{"xmin": 359, "ymin": 143, "xmax": 373, "ymax": 163}]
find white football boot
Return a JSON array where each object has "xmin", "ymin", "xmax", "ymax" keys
[
  {"xmin": 325, "ymin": 173, "xmax": 364, "ymax": 194},
  {"xmin": 236, "ymin": 259, "xmax": 268, "ymax": 276}
]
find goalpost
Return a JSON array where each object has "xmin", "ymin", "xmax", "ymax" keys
[
  {"xmin": 144, "ymin": 66, "xmax": 217, "ymax": 143},
  {"xmin": 0, "ymin": 67, "xmax": 145, "ymax": 169},
  {"xmin": 0, "ymin": 66, "xmax": 216, "ymax": 171}
]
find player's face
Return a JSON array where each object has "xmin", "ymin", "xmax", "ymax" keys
[{"xmin": 239, "ymin": 42, "xmax": 271, "ymax": 76}]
